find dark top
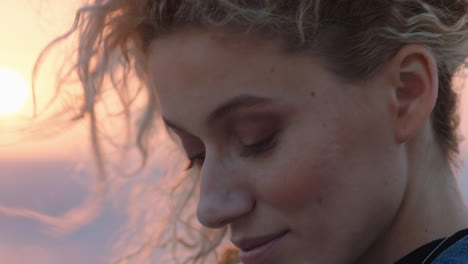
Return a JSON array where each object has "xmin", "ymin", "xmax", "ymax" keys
[{"xmin": 395, "ymin": 229, "xmax": 468, "ymax": 264}]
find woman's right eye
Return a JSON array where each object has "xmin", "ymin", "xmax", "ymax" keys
[
  {"xmin": 239, "ymin": 132, "xmax": 278, "ymax": 158},
  {"xmin": 185, "ymin": 152, "xmax": 205, "ymax": 171}
]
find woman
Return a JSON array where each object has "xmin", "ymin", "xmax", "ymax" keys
[{"xmin": 37, "ymin": 0, "xmax": 468, "ymax": 263}]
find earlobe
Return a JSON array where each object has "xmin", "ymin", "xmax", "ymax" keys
[{"xmin": 389, "ymin": 44, "xmax": 438, "ymax": 144}]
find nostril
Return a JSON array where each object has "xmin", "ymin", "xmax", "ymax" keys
[
  {"xmin": 196, "ymin": 189, "xmax": 256, "ymax": 229},
  {"xmin": 196, "ymin": 202, "xmax": 225, "ymax": 229}
]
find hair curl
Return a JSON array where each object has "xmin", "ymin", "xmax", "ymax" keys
[{"xmin": 35, "ymin": 0, "xmax": 468, "ymax": 263}]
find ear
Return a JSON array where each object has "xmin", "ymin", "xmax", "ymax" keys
[{"xmin": 385, "ymin": 44, "xmax": 439, "ymax": 144}]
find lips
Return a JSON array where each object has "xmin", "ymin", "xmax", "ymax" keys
[
  {"xmin": 232, "ymin": 230, "xmax": 288, "ymax": 251},
  {"xmin": 232, "ymin": 230, "xmax": 289, "ymax": 264}
]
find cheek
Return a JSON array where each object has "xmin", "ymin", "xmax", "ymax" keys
[{"xmin": 253, "ymin": 133, "xmax": 343, "ymax": 213}]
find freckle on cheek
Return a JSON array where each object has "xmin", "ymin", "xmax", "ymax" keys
[
  {"xmin": 264, "ymin": 140, "xmax": 341, "ymax": 212},
  {"xmin": 316, "ymin": 196, "xmax": 324, "ymax": 206},
  {"xmin": 269, "ymin": 168, "xmax": 332, "ymax": 211}
]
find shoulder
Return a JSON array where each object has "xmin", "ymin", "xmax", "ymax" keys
[
  {"xmin": 395, "ymin": 229, "xmax": 468, "ymax": 264},
  {"xmin": 431, "ymin": 230, "xmax": 468, "ymax": 264}
]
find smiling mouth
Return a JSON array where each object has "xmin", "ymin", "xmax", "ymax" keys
[{"xmin": 236, "ymin": 230, "xmax": 289, "ymax": 264}]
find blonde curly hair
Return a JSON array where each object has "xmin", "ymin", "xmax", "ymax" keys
[{"xmin": 34, "ymin": 0, "xmax": 468, "ymax": 263}]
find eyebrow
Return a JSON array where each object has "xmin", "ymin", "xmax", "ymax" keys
[{"xmin": 162, "ymin": 94, "xmax": 274, "ymax": 133}]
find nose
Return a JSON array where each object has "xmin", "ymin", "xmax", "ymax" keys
[{"xmin": 196, "ymin": 156, "xmax": 255, "ymax": 229}]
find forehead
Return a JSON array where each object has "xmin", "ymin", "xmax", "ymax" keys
[
  {"xmin": 149, "ymin": 27, "xmax": 281, "ymax": 58},
  {"xmin": 147, "ymin": 28, "xmax": 288, "ymax": 86},
  {"xmin": 146, "ymin": 28, "xmax": 335, "ymax": 134}
]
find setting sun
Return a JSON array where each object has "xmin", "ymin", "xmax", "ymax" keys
[{"xmin": 0, "ymin": 68, "xmax": 29, "ymax": 115}]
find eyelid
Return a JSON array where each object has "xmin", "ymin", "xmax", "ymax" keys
[
  {"xmin": 183, "ymin": 113, "xmax": 285, "ymax": 170},
  {"xmin": 239, "ymin": 131, "xmax": 279, "ymax": 158},
  {"xmin": 231, "ymin": 115, "xmax": 281, "ymax": 143},
  {"xmin": 184, "ymin": 129, "xmax": 280, "ymax": 171}
]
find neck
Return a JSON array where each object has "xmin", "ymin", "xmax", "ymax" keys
[{"xmin": 358, "ymin": 123, "xmax": 468, "ymax": 264}]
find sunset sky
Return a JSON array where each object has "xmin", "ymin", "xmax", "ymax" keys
[
  {"xmin": 1, "ymin": 1, "xmax": 468, "ymax": 264},
  {"xmin": 0, "ymin": 1, "xmax": 132, "ymax": 263}
]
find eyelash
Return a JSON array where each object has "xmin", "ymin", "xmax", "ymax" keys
[
  {"xmin": 184, "ymin": 133, "xmax": 278, "ymax": 171},
  {"xmin": 239, "ymin": 133, "xmax": 278, "ymax": 158}
]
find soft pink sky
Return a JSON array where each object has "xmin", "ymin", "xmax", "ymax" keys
[{"xmin": 0, "ymin": 1, "xmax": 467, "ymax": 263}]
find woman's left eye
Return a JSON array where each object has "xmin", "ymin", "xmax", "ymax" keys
[{"xmin": 239, "ymin": 133, "xmax": 278, "ymax": 158}]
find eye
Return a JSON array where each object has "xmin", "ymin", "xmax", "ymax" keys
[
  {"xmin": 185, "ymin": 152, "xmax": 205, "ymax": 171},
  {"xmin": 239, "ymin": 133, "xmax": 278, "ymax": 158}
]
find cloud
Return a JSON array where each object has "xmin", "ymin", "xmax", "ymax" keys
[
  {"xmin": 0, "ymin": 159, "xmax": 107, "ymax": 236},
  {"xmin": 0, "ymin": 159, "xmax": 125, "ymax": 264},
  {"xmin": 0, "ymin": 243, "xmax": 54, "ymax": 264},
  {"xmin": 0, "ymin": 240, "xmax": 108, "ymax": 264}
]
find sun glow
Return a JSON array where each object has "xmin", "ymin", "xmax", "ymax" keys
[{"xmin": 0, "ymin": 68, "xmax": 29, "ymax": 115}]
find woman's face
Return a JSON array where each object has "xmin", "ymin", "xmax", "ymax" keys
[{"xmin": 147, "ymin": 28, "xmax": 407, "ymax": 264}]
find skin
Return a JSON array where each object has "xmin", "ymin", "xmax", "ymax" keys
[{"xmin": 146, "ymin": 28, "xmax": 468, "ymax": 264}]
